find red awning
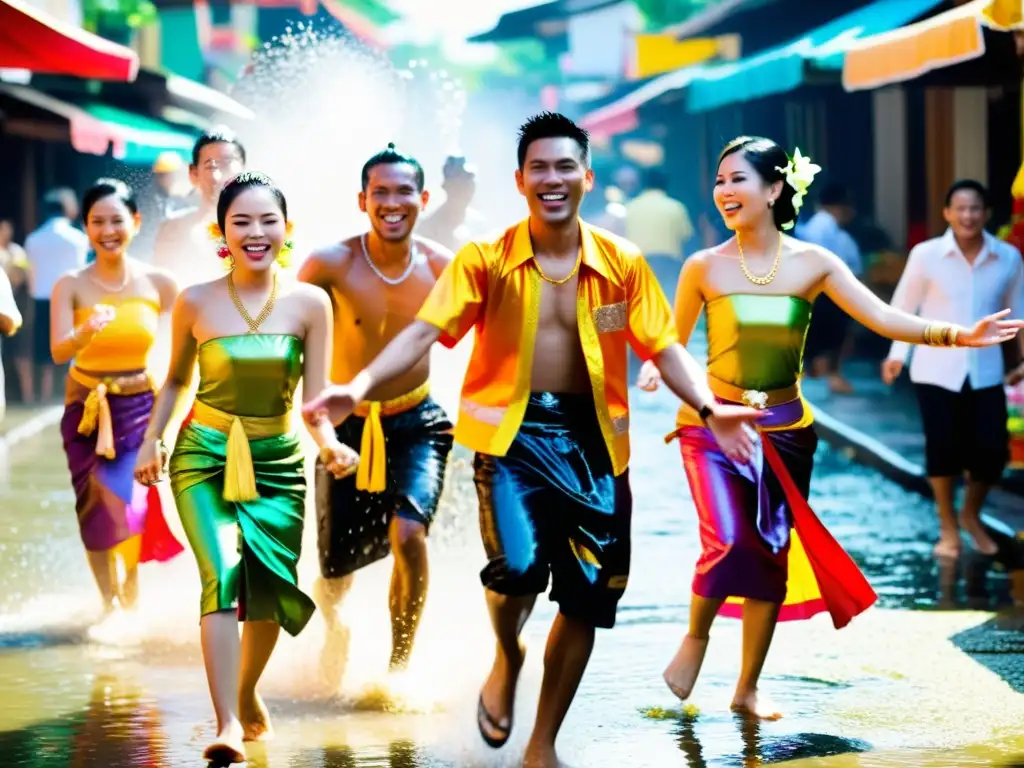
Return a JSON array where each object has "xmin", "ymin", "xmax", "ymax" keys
[{"xmin": 0, "ymin": 0, "xmax": 139, "ymax": 82}]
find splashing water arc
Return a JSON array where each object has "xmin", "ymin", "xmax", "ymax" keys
[{"xmin": 228, "ymin": 24, "xmax": 469, "ymax": 253}]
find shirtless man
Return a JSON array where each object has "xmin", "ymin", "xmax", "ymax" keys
[
  {"xmin": 298, "ymin": 144, "xmax": 455, "ymax": 684},
  {"xmin": 302, "ymin": 112, "xmax": 762, "ymax": 767},
  {"xmin": 153, "ymin": 128, "xmax": 246, "ymax": 286}
]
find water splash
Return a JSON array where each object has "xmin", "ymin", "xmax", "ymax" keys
[{"xmin": 228, "ymin": 23, "xmax": 468, "ymax": 253}]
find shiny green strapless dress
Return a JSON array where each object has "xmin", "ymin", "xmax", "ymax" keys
[
  {"xmin": 704, "ymin": 293, "xmax": 813, "ymax": 392},
  {"xmin": 169, "ymin": 334, "xmax": 314, "ymax": 636}
]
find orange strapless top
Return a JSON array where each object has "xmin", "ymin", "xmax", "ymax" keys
[{"xmin": 73, "ymin": 297, "xmax": 160, "ymax": 372}]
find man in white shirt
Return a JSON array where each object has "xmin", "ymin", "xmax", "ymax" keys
[
  {"xmin": 799, "ymin": 183, "xmax": 863, "ymax": 394},
  {"xmin": 24, "ymin": 188, "xmax": 89, "ymax": 402},
  {"xmin": 153, "ymin": 129, "xmax": 246, "ymax": 285},
  {"xmin": 882, "ymin": 180, "xmax": 1024, "ymax": 558}
]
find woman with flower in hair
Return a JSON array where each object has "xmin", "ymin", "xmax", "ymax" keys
[
  {"xmin": 51, "ymin": 179, "xmax": 184, "ymax": 635},
  {"xmin": 640, "ymin": 137, "xmax": 1023, "ymax": 719},
  {"xmin": 133, "ymin": 171, "xmax": 359, "ymax": 764}
]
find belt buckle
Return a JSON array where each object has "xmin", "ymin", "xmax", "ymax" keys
[{"xmin": 741, "ymin": 389, "xmax": 768, "ymax": 410}]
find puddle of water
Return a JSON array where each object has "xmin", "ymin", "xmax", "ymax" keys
[{"xmin": 0, "ymin": 387, "xmax": 1020, "ymax": 766}]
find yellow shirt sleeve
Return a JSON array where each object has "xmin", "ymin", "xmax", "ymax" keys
[
  {"xmin": 625, "ymin": 252, "xmax": 678, "ymax": 360},
  {"xmin": 417, "ymin": 241, "xmax": 488, "ymax": 349}
]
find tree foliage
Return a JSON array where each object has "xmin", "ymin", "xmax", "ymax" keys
[{"xmin": 82, "ymin": 0, "xmax": 158, "ymax": 35}]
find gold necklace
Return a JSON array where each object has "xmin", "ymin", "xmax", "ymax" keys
[
  {"xmin": 534, "ymin": 249, "xmax": 583, "ymax": 286},
  {"xmin": 228, "ymin": 271, "xmax": 277, "ymax": 333},
  {"xmin": 738, "ymin": 233, "xmax": 784, "ymax": 286}
]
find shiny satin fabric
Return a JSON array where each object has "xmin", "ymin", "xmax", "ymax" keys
[
  {"xmin": 475, "ymin": 392, "xmax": 632, "ymax": 630},
  {"xmin": 195, "ymin": 334, "xmax": 302, "ymax": 417},
  {"xmin": 316, "ymin": 396, "xmax": 454, "ymax": 580},
  {"xmin": 73, "ymin": 298, "xmax": 160, "ymax": 373},
  {"xmin": 417, "ymin": 219, "xmax": 678, "ymax": 476},
  {"xmin": 169, "ymin": 335, "xmax": 314, "ymax": 636},
  {"xmin": 61, "ymin": 378, "xmax": 183, "ymax": 563},
  {"xmin": 704, "ymin": 294, "xmax": 812, "ymax": 392},
  {"xmin": 679, "ymin": 398, "xmax": 876, "ymax": 626}
]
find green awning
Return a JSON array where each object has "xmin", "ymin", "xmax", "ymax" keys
[
  {"xmin": 81, "ymin": 102, "xmax": 196, "ymax": 165},
  {"xmin": 685, "ymin": 0, "xmax": 946, "ymax": 113},
  {"xmin": 346, "ymin": 0, "xmax": 400, "ymax": 26}
]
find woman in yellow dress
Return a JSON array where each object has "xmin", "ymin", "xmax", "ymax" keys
[
  {"xmin": 51, "ymin": 179, "xmax": 183, "ymax": 630},
  {"xmin": 133, "ymin": 171, "xmax": 358, "ymax": 764}
]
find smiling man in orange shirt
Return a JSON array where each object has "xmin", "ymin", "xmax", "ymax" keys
[{"xmin": 303, "ymin": 112, "xmax": 762, "ymax": 768}]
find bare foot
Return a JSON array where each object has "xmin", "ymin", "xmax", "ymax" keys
[
  {"xmin": 730, "ymin": 690, "xmax": 782, "ymax": 721},
  {"xmin": 477, "ymin": 641, "xmax": 526, "ymax": 748},
  {"xmin": 663, "ymin": 634, "xmax": 708, "ymax": 700},
  {"xmin": 240, "ymin": 691, "xmax": 274, "ymax": 742},
  {"xmin": 932, "ymin": 531, "xmax": 961, "ymax": 559},
  {"xmin": 522, "ymin": 740, "xmax": 560, "ymax": 767},
  {"xmin": 960, "ymin": 518, "xmax": 999, "ymax": 556},
  {"xmin": 203, "ymin": 719, "xmax": 246, "ymax": 764}
]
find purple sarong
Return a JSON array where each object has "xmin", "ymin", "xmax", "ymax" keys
[{"xmin": 61, "ymin": 380, "xmax": 182, "ymax": 561}]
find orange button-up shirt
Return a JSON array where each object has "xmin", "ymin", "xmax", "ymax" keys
[{"xmin": 417, "ymin": 218, "xmax": 678, "ymax": 476}]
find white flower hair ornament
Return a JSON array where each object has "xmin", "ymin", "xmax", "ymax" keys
[{"xmin": 775, "ymin": 147, "xmax": 821, "ymax": 230}]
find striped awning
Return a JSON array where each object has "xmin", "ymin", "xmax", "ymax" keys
[
  {"xmin": 0, "ymin": 0, "xmax": 138, "ymax": 81},
  {"xmin": 842, "ymin": 0, "xmax": 1021, "ymax": 92}
]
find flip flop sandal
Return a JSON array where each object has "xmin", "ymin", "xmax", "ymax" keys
[{"xmin": 477, "ymin": 694, "xmax": 512, "ymax": 749}]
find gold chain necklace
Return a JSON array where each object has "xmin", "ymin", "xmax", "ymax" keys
[
  {"xmin": 738, "ymin": 233, "xmax": 784, "ymax": 286},
  {"xmin": 535, "ymin": 249, "xmax": 583, "ymax": 286},
  {"xmin": 228, "ymin": 271, "xmax": 277, "ymax": 333}
]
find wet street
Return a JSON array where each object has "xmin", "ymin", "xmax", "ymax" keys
[{"xmin": 1, "ymin": 382, "xmax": 1023, "ymax": 768}]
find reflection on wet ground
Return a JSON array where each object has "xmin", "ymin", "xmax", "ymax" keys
[{"xmin": 0, "ymin": 388, "xmax": 1022, "ymax": 767}]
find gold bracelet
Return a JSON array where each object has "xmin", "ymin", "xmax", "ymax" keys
[{"xmin": 924, "ymin": 323, "xmax": 956, "ymax": 346}]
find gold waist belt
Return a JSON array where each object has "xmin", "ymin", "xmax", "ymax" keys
[
  {"xmin": 190, "ymin": 399, "xmax": 292, "ymax": 503},
  {"xmin": 707, "ymin": 374, "xmax": 800, "ymax": 410},
  {"xmin": 352, "ymin": 381, "xmax": 430, "ymax": 493},
  {"xmin": 69, "ymin": 368, "xmax": 154, "ymax": 460}
]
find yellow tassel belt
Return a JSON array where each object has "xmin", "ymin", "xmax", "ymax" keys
[
  {"xmin": 351, "ymin": 381, "xmax": 431, "ymax": 493},
  {"xmin": 190, "ymin": 400, "xmax": 292, "ymax": 503},
  {"xmin": 69, "ymin": 368, "xmax": 155, "ymax": 460}
]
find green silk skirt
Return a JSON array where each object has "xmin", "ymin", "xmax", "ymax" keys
[{"xmin": 170, "ymin": 420, "xmax": 315, "ymax": 637}]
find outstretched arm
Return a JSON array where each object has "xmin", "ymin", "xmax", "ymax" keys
[
  {"xmin": 302, "ymin": 242, "xmax": 487, "ymax": 426},
  {"xmin": 822, "ymin": 250, "xmax": 945, "ymax": 343},
  {"xmin": 347, "ymin": 320, "xmax": 442, "ymax": 403},
  {"xmin": 821, "ymin": 248, "xmax": 1021, "ymax": 347}
]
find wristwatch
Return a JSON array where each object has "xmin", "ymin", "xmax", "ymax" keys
[{"xmin": 698, "ymin": 403, "xmax": 714, "ymax": 423}]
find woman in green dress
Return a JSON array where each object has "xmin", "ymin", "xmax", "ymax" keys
[{"xmin": 133, "ymin": 171, "xmax": 358, "ymax": 765}]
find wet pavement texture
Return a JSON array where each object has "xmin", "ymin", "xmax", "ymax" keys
[
  {"xmin": 800, "ymin": 360, "xmax": 1024, "ymax": 497},
  {"xmin": 0, "ymin": 375, "xmax": 1022, "ymax": 767}
]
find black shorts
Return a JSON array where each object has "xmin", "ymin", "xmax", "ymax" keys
[
  {"xmin": 474, "ymin": 392, "xmax": 632, "ymax": 630},
  {"xmin": 915, "ymin": 381, "xmax": 1008, "ymax": 484},
  {"xmin": 315, "ymin": 395, "xmax": 453, "ymax": 580},
  {"xmin": 32, "ymin": 298, "xmax": 51, "ymax": 364}
]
